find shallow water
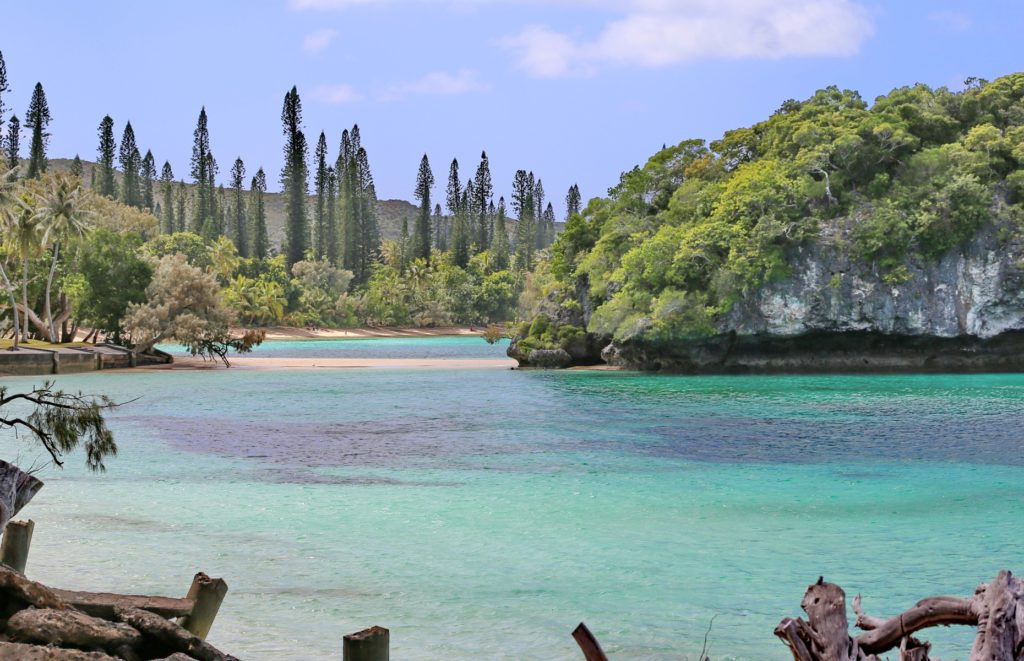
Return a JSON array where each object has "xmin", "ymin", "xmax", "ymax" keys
[{"xmin": 3, "ymin": 337, "xmax": 1022, "ymax": 659}]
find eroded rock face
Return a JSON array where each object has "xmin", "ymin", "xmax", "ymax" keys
[{"xmin": 7, "ymin": 608, "xmax": 142, "ymax": 651}]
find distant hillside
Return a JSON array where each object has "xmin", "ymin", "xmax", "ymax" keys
[{"xmin": 45, "ymin": 158, "xmax": 562, "ymax": 248}]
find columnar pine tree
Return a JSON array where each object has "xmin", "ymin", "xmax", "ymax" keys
[
  {"xmin": 24, "ymin": 83, "xmax": 51, "ymax": 178},
  {"xmin": 0, "ymin": 50, "xmax": 8, "ymax": 134},
  {"xmin": 353, "ymin": 145, "xmax": 380, "ymax": 282},
  {"xmin": 141, "ymin": 150, "xmax": 156, "ymax": 211},
  {"xmin": 250, "ymin": 168, "xmax": 268, "ymax": 258},
  {"xmin": 230, "ymin": 158, "xmax": 248, "ymax": 256},
  {"xmin": 512, "ymin": 170, "xmax": 535, "ymax": 270},
  {"xmin": 313, "ymin": 131, "xmax": 329, "ymax": 260},
  {"xmin": 413, "ymin": 153, "xmax": 434, "ymax": 262},
  {"xmin": 4, "ymin": 115, "xmax": 19, "ymax": 171},
  {"xmin": 432, "ymin": 203, "xmax": 445, "ymax": 251},
  {"xmin": 399, "ymin": 217, "xmax": 411, "ymax": 271},
  {"xmin": 565, "ymin": 183, "xmax": 581, "ymax": 218},
  {"xmin": 493, "ymin": 196, "xmax": 510, "ymax": 270},
  {"xmin": 543, "ymin": 202, "xmax": 556, "ymax": 248},
  {"xmin": 446, "ymin": 158, "xmax": 461, "ymax": 216},
  {"xmin": 118, "ymin": 122, "xmax": 141, "ymax": 207},
  {"xmin": 280, "ymin": 87, "xmax": 309, "ymax": 267},
  {"xmin": 175, "ymin": 181, "xmax": 188, "ymax": 233},
  {"xmin": 325, "ymin": 166, "xmax": 338, "ymax": 265},
  {"xmin": 533, "ymin": 178, "xmax": 546, "ymax": 249},
  {"xmin": 159, "ymin": 162, "xmax": 175, "ymax": 234},
  {"xmin": 473, "ymin": 151, "xmax": 493, "ymax": 250},
  {"xmin": 96, "ymin": 116, "xmax": 117, "ymax": 197},
  {"xmin": 464, "ymin": 177, "xmax": 476, "ymax": 252},
  {"xmin": 190, "ymin": 107, "xmax": 211, "ymax": 233},
  {"xmin": 452, "ymin": 190, "xmax": 470, "ymax": 268},
  {"xmin": 70, "ymin": 155, "xmax": 83, "ymax": 179}
]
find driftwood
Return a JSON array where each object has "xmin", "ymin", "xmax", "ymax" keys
[
  {"xmin": 113, "ymin": 606, "xmax": 236, "ymax": 661},
  {"xmin": 0, "ymin": 460, "xmax": 44, "ymax": 532},
  {"xmin": 0, "ymin": 642, "xmax": 117, "ymax": 660},
  {"xmin": 7, "ymin": 608, "xmax": 142, "ymax": 650},
  {"xmin": 776, "ymin": 570, "xmax": 1024, "ymax": 660}
]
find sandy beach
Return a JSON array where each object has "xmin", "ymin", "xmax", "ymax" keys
[
  {"xmin": 141, "ymin": 355, "xmax": 517, "ymax": 370},
  {"xmin": 251, "ymin": 326, "xmax": 488, "ymax": 340}
]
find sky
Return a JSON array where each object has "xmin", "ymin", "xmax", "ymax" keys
[{"xmin": 2, "ymin": 1, "xmax": 1024, "ymax": 213}]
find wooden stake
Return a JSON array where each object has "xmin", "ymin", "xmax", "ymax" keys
[
  {"xmin": 0, "ymin": 519, "xmax": 34, "ymax": 573},
  {"xmin": 572, "ymin": 623, "xmax": 609, "ymax": 661},
  {"xmin": 343, "ymin": 625, "xmax": 389, "ymax": 661},
  {"xmin": 178, "ymin": 572, "xmax": 228, "ymax": 640}
]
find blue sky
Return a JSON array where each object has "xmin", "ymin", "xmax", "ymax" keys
[{"xmin": 2, "ymin": 1, "xmax": 1023, "ymax": 213}]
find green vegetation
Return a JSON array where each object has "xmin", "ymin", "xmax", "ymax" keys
[{"xmin": 540, "ymin": 73, "xmax": 1024, "ymax": 345}]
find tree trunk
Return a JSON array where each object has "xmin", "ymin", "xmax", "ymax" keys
[
  {"xmin": 44, "ymin": 241, "xmax": 59, "ymax": 343},
  {"xmin": 0, "ymin": 460, "xmax": 44, "ymax": 533},
  {"xmin": 20, "ymin": 257, "xmax": 29, "ymax": 342},
  {"xmin": 0, "ymin": 261, "xmax": 20, "ymax": 351}
]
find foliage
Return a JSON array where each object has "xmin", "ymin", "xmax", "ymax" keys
[{"xmin": 71, "ymin": 229, "xmax": 152, "ymax": 343}]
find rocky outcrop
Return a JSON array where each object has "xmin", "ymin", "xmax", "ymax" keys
[{"xmin": 513, "ymin": 221, "xmax": 1024, "ymax": 372}]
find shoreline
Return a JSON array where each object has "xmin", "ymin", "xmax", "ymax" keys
[
  {"xmin": 138, "ymin": 355, "xmax": 517, "ymax": 371},
  {"xmin": 249, "ymin": 325, "xmax": 487, "ymax": 340}
]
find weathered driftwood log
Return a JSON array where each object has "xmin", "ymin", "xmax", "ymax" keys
[
  {"xmin": 0, "ymin": 460, "xmax": 43, "ymax": 532},
  {"xmin": 0, "ymin": 642, "xmax": 117, "ymax": 660},
  {"xmin": 0, "ymin": 563, "xmax": 69, "ymax": 613},
  {"xmin": 7, "ymin": 608, "xmax": 142, "ymax": 650},
  {"xmin": 177, "ymin": 573, "xmax": 228, "ymax": 640},
  {"xmin": 0, "ymin": 519, "xmax": 35, "ymax": 573},
  {"xmin": 775, "ymin": 570, "xmax": 1024, "ymax": 661},
  {"xmin": 572, "ymin": 623, "xmax": 609, "ymax": 661},
  {"xmin": 113, "ymin": 606, "xmax": 236, "ymax": 661}
]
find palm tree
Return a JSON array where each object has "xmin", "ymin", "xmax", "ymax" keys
[
  {"xmin": 3, "ymin": 192, "xmax": 42, "ymax": 342},
  {"xmin": 33, "ymin": 174, "xmax": 93, "ymax": 342},
  {"xmin": 0, "ymin": 168, "xmax": 23, "ymax": 349}
]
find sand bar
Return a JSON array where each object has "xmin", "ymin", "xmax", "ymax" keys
[{"xmin": 136, "ymin": 355, "xmax": 517, "ymax": 371}]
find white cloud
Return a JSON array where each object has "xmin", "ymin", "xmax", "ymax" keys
[
  {"xmin": 501, "ymin": 0, "xmax": 875, "ymax": 78},
  {"xmin": 311, "ymin": 83, "xmax": 365, "ymax": 104},
  {"xmin": 928, "ymin": 10, "xmax": 971, "ymax": 32},
  {"xmin": 378, "ymin": 69, "xmax": 489, "ymax": 101},
  {"xmin": 303, "ymin": 28, "xmax": 338, "ymax": 52}
]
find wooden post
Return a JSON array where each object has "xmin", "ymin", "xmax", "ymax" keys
[
  {"xmin": 343, "ymin": 625, "xmax": 389, "ymax": 661},
  {"xmin": 0, "ymin": 519, "xmax": 34, "ymax": 573},
  {"xmin": 572, "ymin": 623, "xmax": 609, "ymax": 661},
  {"xmin": 178, "ymin": 572, "xmax": 228, "ymax": 640}
]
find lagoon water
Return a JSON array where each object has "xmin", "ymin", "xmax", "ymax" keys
[{"xmin": 4, "ymin": 336, "xmax": 1023, "ymax": 659}]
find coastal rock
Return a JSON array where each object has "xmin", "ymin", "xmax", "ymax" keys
[
  {"xmin": 7, "ymin": 608, "xmax": 142, "ymax": 651},
  {"xmin": 522, "ymin": 348, "xmax": 573, "ymax": 369},
  {"xmin": 0, "ymin": 642, "xmax": 117, "ymax": 660}
]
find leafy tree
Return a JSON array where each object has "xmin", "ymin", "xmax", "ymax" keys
[
  {"xmin": 250, "ymin": 167, "xmax": 268, "ymax": 258},
  {"xmin": 313, "ymin": 131, "xmax": 329, "ymax": 260},
  {"xmin": 473, "ymin": 151, "xmax": 493, "ymax": 249},
  {"xmin": 141, "ymin": 150, "xmax": 156, "ymax": 212},
  {"xmin": 95, "ymin": 116, "xmax": 117, "ymax": 198},
  {"xmin": 2, "ymin": 190, "xmax": 41, "ymax": 341},
  {"xmin": 280, "ymin": 87, "xmax": 309, "ymax": 267},
  {"xmin": 4, "ymin": 115, "xmax": 19, "ymax": 172},
  {"xmin": 145, "ymin": 231, "xmax": 211, "ymax": 269},
  {"xmin": 75, "ymin": 228, "xmax": 152, "ymax": 344},
  {"xmin": 229, "ymin": 157, "xmax": 248, "ymax": 257},
  {"xmin": 24, "ymin": 83, "xmax": 50, "ymax": 178},
  {"xmin": 413, "ymin": 153, "xmax": 434, "ymax": 262},
  {"xmin": 118, "ymin": 122, "xmax": 141, "ymax": 207},
  {"xmin": 159, "ymin": 162, "xmax": 175, "ymax": 234}
]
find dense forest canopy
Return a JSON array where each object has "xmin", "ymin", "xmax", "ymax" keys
[{"xmin": 536, "ymin": 73, "xmax": 1024, "ymax": 348}]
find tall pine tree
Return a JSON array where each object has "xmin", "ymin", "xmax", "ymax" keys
[
  {"xmin": 512, "ymin": 170, "xmax": 535, "ymax": 270},
  {"xmin": 325, "ymin": 166, "xmax": 339, "ymax": 265},
  {"xmin": 313, "ymin": 131, "xmax": 329, "ymax": 260},
  {"xmin": 175, "ymin": 181, "xmax": 188, "ymax": 233},
  {"xmin": 353, "ymin": 145, "xmax": 379, "ymax": 282},
  {"xmin": 4, "ymin": 115, "xmax": 19, "ymax": 172},
  {"xmin": 473, "ymin": 151, "xmax": 493, "ymax": 250},
  {"xmin": 159, "ymin": 162, "xmax": 175, "ymax": 234},
  {"xmin": 565, "ymin": 183, "xmax": 581, "ymax": 218},
  {"xmin": 190, "ymin": 107, "xmax": 212, "ymax": 233},
  {"xmin": 141, "ymin": 150, "xmax": 156, "ymax": 211},
  {"xmin": 413, "ymin": 154, "xmax": 434, "ymax": 263},
  {"xmin": 24, "ymin": 83, "xmax": 50, "ymax": 178},
  {"xmin": 543, "ymin": 202, "xmax": 556, "ymax": 248},
  {"xmin": 492, "ymin": 196, "xmax": 510, "ymax": 270},
  {"xmin": 250, "ymin": 168, "xmax": 268, "ymax": 259},
  {"xmin": 96, "ymin": 116, "xmax": 117, "ymax": 198},
  {"xmin": 70, "ymin": 154, "xmax": 83, "ymax": 179},
  {"xmin": 118, "ymin": 122, "xmax": 141, "ymax": 207},
  {"xmin": 433, "ymin": 203, "xmax": 445, "ymax": 251},
  {"xmin": 280, "ymin": 87, "xmax": 309, "ymax": 267},
  {"xmin": 230, "ymin": 158, "xmax": 248, "ymax": 257},
  {"xmin": 452, "ymin": 190, "xmax": 470, "ymax": 268},
  {"xmin": 533, "ymin": 178, "xmax": 546, "ymax": 249},
  {"xmin": 0, "ymin": 50, "xmax": 8, "ymax": 137}
]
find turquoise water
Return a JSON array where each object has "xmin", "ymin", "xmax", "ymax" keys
[
  {"xmin": 159, "ymin": 335, "xmax": 509, "ymax": 360},
  {"xmin": 2, "ymin": 337, "xmax": 1022, "ymax": 659}
]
